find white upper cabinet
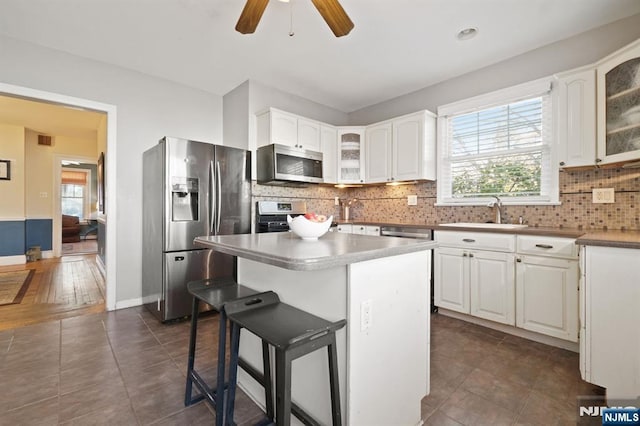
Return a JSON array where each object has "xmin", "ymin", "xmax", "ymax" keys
[
  {"xmin": 297, "ymin": 118, "xmax": 321, "ymax": 151},
  {"xmin": 364, "ymin": 111, "xmax": 436, "ymax": 183},
  {"xmin": 337, "ymin": 127, "xmax": 366, "ymax": 184},
  {"xmin": 393, "ymin": 111, "xmax": 436, "ymax": 181},
  {"xmin": 556, "ymin": 67, "xmax": 597, "ymax": 168},
  {"xmin": 256, "ymin": 108, "xmax": 321, "ymax": 152},
  {"xmin": 597, "ymin": 39, "xmax": 640, "ymax": 165},
  {"xmin": 365, "ymin": 122, "xmax": 393, "ymax": 183},
  {"xmin": 320, "ymin": 124, "xmax": 338, "ymax": 184}
]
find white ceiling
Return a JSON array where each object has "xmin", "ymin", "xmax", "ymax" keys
[{"xmin": 1, "ymin": 0, "xmax": 640, "ymax": 113}]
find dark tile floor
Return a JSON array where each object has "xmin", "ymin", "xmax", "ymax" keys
[
  {"xmin": 424, "ymin": 314, "xmax": 606, "ymax": 425},
  {"xmin": 0, "ymin": 307, "xmax": 605, "ymax": 425}
]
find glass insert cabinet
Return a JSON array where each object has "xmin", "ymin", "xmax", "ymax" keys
[
  {"xmin": 337, "ymin": 127, "xmax": 365, "ymax": 183},
  {"xmin": 598, "ymin": 41, "xmax": 640, "ymax": 164}
]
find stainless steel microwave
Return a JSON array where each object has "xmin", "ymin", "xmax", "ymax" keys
[{"xmin": 257, "ymin": 143, "xmax": 323, "ymax": 186}]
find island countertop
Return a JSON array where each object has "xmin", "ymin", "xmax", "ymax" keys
[{"xmin": 194, "ymin": 231, "xmax": 436, "ymax": 271}]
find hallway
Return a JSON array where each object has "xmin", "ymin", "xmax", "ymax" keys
[{"xmin": 0, "ymin": 254, "xmax": 105, "ymax": 331}]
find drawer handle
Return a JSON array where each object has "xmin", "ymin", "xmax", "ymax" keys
[
  {"xmin": 535, "ymin": 244, "xmax": 554, "ymax": 249},
  {"xmin": 462, "ymin": 238, "xmax": 476, "ymax": 243},
  {"xmin": 463, "ymin": 253, "xmax": 468, "ymax": 257},
  {"xmin": 469, "ymin": 253, "xmax": 474, "ymax": 258}
]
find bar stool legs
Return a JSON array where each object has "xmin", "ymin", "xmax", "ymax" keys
[
  {"xmin": 184, "ymin": 278, "xmax": 262, "ymax": 426},
  {"xmin": 224, "ymin": 291, "xmax": 346, "ymax": 426}
]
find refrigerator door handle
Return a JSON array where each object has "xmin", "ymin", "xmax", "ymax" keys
[
  {"xmin": 209, "ymin": 160, "xmax": 215, "ymax": 234},
  {"xmin": 215, "ymin": 161, "xmax": 222, "ymax": 234}
]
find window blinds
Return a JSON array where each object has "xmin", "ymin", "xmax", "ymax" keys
[
  {"xmin": 439, "ymin": 91, "xmax": 554, "ymax": 203},
  {"xmin": 61, "ymin": 170, "xmax": 88, "ymax": 185}
]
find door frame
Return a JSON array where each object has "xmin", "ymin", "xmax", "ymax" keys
[
  {"xmin": 54, "ymin": 156, "xmax": 98, "ymax": 257},
  {"xmin": 0, "ymin": 82, "xmax": 118, "ymax": 311}
]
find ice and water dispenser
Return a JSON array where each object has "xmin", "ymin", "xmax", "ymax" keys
[{"xmin": 171, "ymin": 177, "xmax": 199, "ymax": 221}]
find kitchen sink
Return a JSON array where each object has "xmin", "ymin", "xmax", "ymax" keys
[{"xmin": 439, "ymin": 222, "xmax": 529, "ymax": 229}]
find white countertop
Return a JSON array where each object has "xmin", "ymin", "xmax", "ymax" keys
[{"xmin": 194, "ymin": 231, "xmax": 436, "ymax": 271}]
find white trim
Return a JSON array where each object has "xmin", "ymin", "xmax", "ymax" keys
[
  {"xmin": 54, "ymin": 156, "xmax": 97, "ymax": 257},
  {"xmin": 0, "ymin": 217, "xmax": 27, "ymax": 221},
  {"xmin": 437, "ymin": 79, "xmax": 559, "ymax": 207},
  {"xmin": 0, "ymin": 82, "xmax": 118, "ymax": 312},
  {"xmin": 115, "ymin": 297, "xmax": 143, "ymax": 310},
  {"xmin": 437, "ymin": 77, "xmax": 553, "ymax": 117},
  {"xmin": 41, "ymin": 250, "xmax": 54, "ymax": 259},
  {"xmin": 0, "ymin": 255, "xmax": 26, "ymax": 266},
  {"xmin": 61, "ymin": 166, "xmax": 92, "ymax": 220}
]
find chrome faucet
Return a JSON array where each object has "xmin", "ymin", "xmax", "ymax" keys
[{"xmin": 488, "ymin": 196, "xmax": 504, "ymax": 224}]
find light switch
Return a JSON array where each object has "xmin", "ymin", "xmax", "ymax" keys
[
  {"xmin": 407, "ymin": 195, "xmax": 418, "ymax": 206},
  {"xmin": 592, "ymin": 188, "xmax": 615, "ymax": 204}
]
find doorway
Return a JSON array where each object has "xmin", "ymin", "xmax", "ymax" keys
[
  {"xmin": 0, "ymin": 81, "xmax": 117, "ymax": 312},
  {"xmin": 59, "ymin": 161, "xmax": 99, "ymax": 256}
]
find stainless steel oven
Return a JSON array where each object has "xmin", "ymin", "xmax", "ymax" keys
[{"xmin": 256, "ymin": 201, "xmax": 307, "ymax": 233}]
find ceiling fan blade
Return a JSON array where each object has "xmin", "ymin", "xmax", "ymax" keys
[
  {"xmin": 235, "ymin": 0, "xmax": 270, "ymax": 34},
  {"xmin": 311, "ymin": 0, "xmax": 354, "ymax": 37}
]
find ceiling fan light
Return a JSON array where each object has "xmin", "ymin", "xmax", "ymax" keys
[{"xmin": 457, "ymin": 27, "xmax": 478, "ymax": 41}]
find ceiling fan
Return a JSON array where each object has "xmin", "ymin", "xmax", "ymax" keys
[{"xmin": 235, "ymin": 0, "xmax": 354, "ymax": 37}]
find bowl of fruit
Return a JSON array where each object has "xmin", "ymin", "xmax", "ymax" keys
[{"xmin": 287, "ymin": 213, "xmax": 333, "ymax": 241}]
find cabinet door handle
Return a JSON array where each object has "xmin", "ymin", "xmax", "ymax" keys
[
  {"xmin": 469, "ymin": 253, "xmax": 474, "ymax": 258},
  {"xmin": 516, "ymin": 258, "xmax": 522, "ymax": 263},
  {"xmin": 535, "ymin": 244, "xmax": 554, "ymax": 249},
  {"xmin": 462, "ymin": 238, "xmax": 476, "ymax": 243},
  {"xmin": 462, "ymin": 253, "xmax": 468, "ymax": 257},
  {"xmin": 559, "ymin": 161, "xmax": 565, "ymax": 166}
]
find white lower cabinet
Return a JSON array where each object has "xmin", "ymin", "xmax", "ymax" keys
[
  {"xmin": 434, "ymin": 247, "xmax": 469, "ymax": 313},
  {"xmin": 336, "ymin": 224, "xmax": 352, "ymax": 233},
  {"xmin": 434, "ymin": 230, "xmax": 515, "ymax": 326},
  {"xmin": 470, "ymin": 250, "xmax": 515, "ymax": 325},
  {"xmin": 435, "ymin": 231, "xmax": 579, "ymax": 341},
  {"xmin": 580, "ymin": 245, "xmax": 640, "ymax": 400},
  {"xmin": 434, "ymin": 246, "xmax": 514, "ymax": 325},
  {"xmin": 515, "ymin": 255, "xmax": 578, "ymax": 342},
  {"xmin": 341, "ymin": 224, "xmax": 380, "ymax": 236}
]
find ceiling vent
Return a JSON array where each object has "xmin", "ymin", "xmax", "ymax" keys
[{"xmin": 38, "ymin": 135, "xmax": 53, "ymax": 146}]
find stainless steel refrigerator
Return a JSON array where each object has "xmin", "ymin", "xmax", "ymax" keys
[{"xmin": 142, "ymin": 137, "xmax": 251, "ymax": 322}]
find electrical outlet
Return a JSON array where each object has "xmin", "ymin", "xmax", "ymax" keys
[
  {"xmin": 334, "ymin": 196, "xmax": 339, "ymax": 206},
  {"xmin": 360, "ymin": 300, "xmax": 372, "ymax": 331},
  {"xmin": 39, "ymin": 192, "xmax": 48, "ymax": 198},
  {"xmin": 592, "ymin": 188, "xmax": 615, "ymax": 204},
  {"xmin": 407, "ymin": 195, "xmax": 418, "ymax": 206}
]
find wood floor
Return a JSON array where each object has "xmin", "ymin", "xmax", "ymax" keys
[{"xmin": 0, "ymin": 254, "xmax": 105, "ymax": 331}]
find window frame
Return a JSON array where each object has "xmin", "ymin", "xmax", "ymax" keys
[
  {"xmin": 61, "ymin": 167, "xmax": 92, "ymax": 220},
  {"xmin": 436, "ymin": 77, "xmax": 559, "ymax": 206}
]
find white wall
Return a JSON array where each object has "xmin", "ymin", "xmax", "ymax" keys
[
  {"xmin": 348, "ymin": 13, "xmax": 640, "ymax": 124},
  {"xmin": 0, "ymin": 35, "xmax": 224, "ymax": 304}
]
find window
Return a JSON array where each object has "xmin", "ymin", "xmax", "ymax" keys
[
  {"xmin": 61, "ymin": 169, "xmax": 91, "ymax": 218},
  {"xmin": 437, "ymin": 78, "xmax": 558, "ymax": 205}
]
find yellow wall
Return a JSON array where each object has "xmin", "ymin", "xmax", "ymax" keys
[
  {"xmin": 24, "ymin": 129, "xmax": 52, "ymax": 218},
  {"xmin": 0, "ymin": 123, "xmax": 25, "ymax": 219},
  {"xmin": 24, "ymin": 129, "xmax": 98, "ymax": 219}
]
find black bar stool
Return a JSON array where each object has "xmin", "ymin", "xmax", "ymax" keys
[
  {"xmin": 185, "ymin": 277, "xmax": 274, "ymax": 426},
  {"xmin": 224, "ymin": 291, "xmax": 347, "ymax": 426}
]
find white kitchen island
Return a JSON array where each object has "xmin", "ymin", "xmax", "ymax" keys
[{"xmin": 195, "ymin": 231, "xmax": 434, "ymax": 426}]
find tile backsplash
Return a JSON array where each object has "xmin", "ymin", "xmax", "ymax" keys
[{"xmin": 252, "ymin": 167, "xmax": 640, "ymax": 230}]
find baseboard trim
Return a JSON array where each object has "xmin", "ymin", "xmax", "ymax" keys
[
  {"xmin": 41, "ymin": 250, "xmax": 54, "ymax": 259},
  {"xmin": 0, "ymin": 255, "xmax": 26, "ymax": 266},
  {"xmin": 437, "ymin": 308, "xmax": 579, "ymax": 353},
  {"xmin": 115, "ymin": 297, "xmax": 143, "ymax": 310},
  {"xmin": 96, "ymin": 255, "xmax": 105, "ymax": 276}
]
